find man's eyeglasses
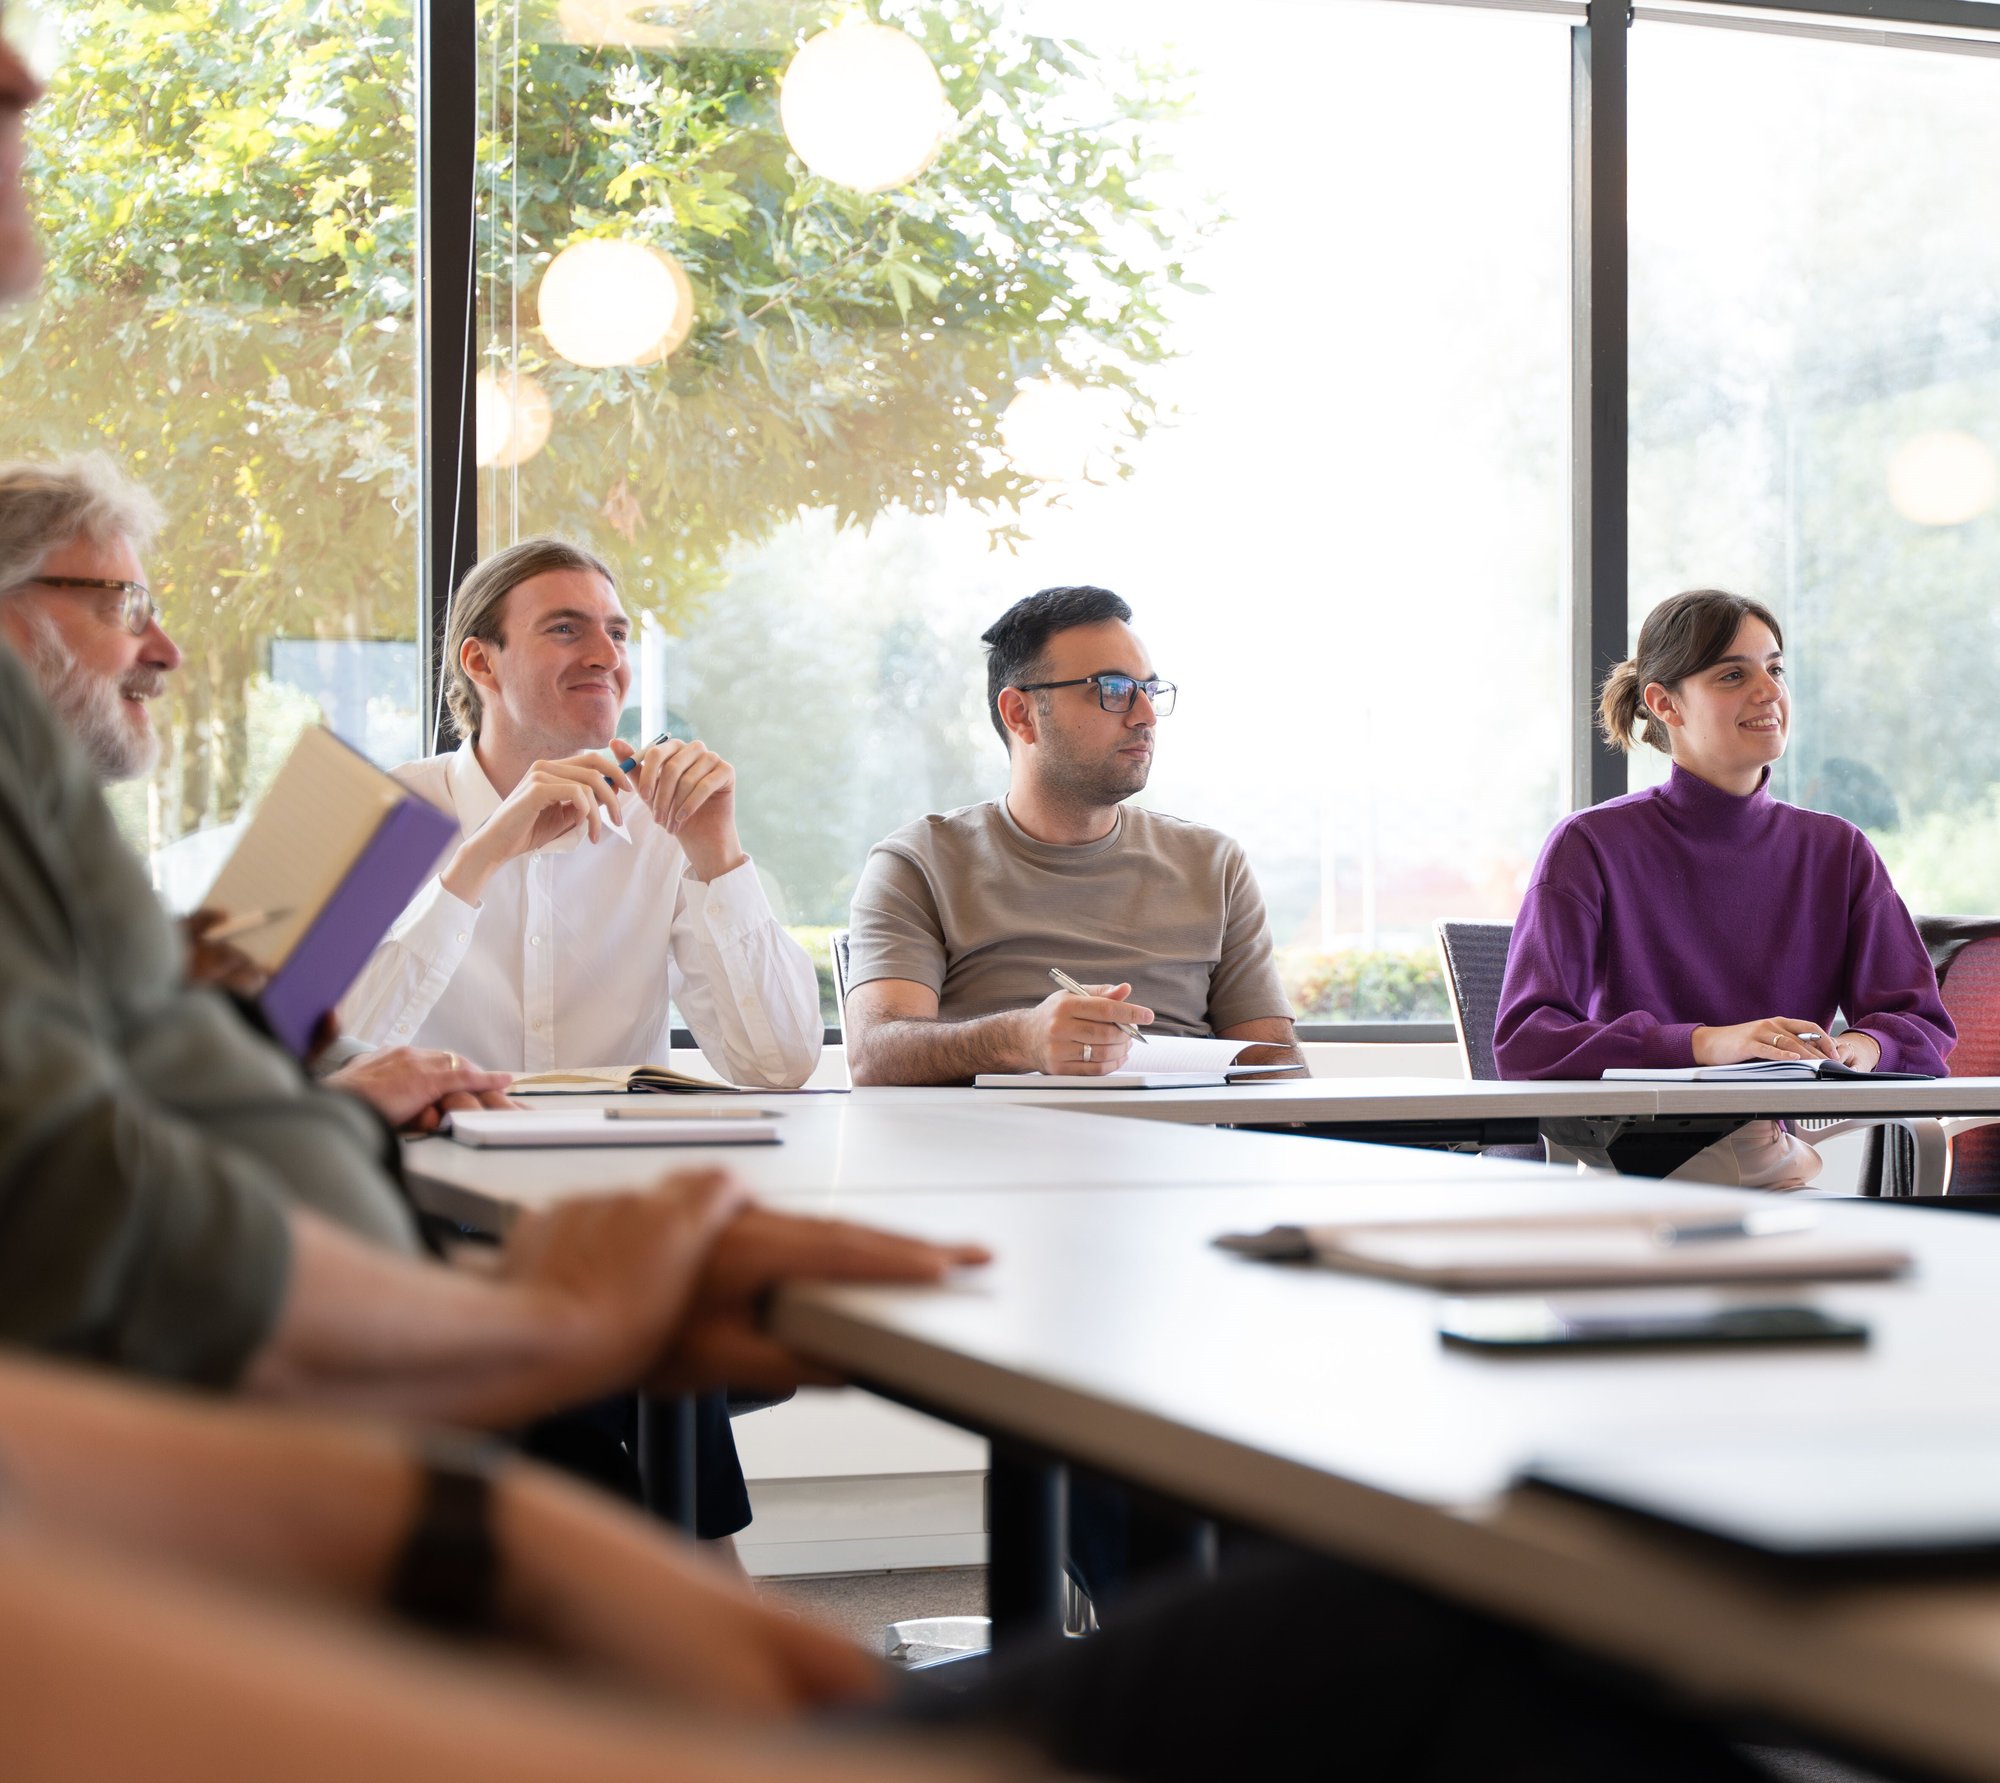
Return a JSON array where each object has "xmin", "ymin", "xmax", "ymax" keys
[
  {"xmin": 17, "ymin": 576, "xmax": 161, "ymax": 637},
  {"xmin": 1014, "ymin": 673, "xmax": 1177, "ymax": 717}
]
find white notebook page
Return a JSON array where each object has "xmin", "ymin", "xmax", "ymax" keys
[
  {"xmin": 203, "ymin": 727, "xmax": 406, "ymax": 968},
  {"xmin": 1120, "ymin": 1033, "xmax": 1265, "ymax": 1072}
]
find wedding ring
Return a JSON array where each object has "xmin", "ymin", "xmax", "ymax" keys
[
  {"xmin": 1083, "ymin": 1043, "xmax": 1093, "ymax": 1063},
  {"xmin": 445, "ymin": 1052, "xmax": 460, "ymax": 1073}
]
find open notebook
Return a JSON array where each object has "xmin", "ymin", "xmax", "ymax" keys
[
  {"xmin": 977, "ymin": 1033, "xmax": 1302, "ymax": 1089},
  {"xmin": 203, "ymin": 727, "xmax": 456, "ymax": 1055},
  {"xmin": 1604, "ymin": 1061, "xmax": 1936, "ymax": 1082},
  {"xmin": 511, "ymin": 1064, "xmax": 740, "ymax": 1095}
]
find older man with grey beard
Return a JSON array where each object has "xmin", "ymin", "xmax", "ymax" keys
[
  {"xmin": 0, "ymin": 454, "xmax": 180, "ymax": 783},
  {"xmin": 0, "ymin": 452, "xmax": 519, "ymax": 1130}
]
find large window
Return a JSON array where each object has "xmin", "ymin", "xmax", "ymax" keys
[
  {"xmin": 1629, "ymin": 23, "xmax": 2000, "ymax": 911},
  {"xmin": 6, "ymin": 1, "xmax": 1994, "ymax": 1027},
  {"xmin": 0, "ymin": 1, "xmax": 421, "ymax": 904},
  {"xmin": 473, "ymin": 0, "xmax": 1572, "ymax": 1023}
]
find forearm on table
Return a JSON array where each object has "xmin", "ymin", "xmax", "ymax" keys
[
  {"xmin": 846, "ymin": 1009, "xmax": 1027, "ymax": 1085},
  {"xmin": 1217, "ymin": 1017, "xmax": 1305, "ymax": 1070},
  {"xmin": 239, "ymin": 1212, "xmax": 605, "ymax": 1429},
  {"xmin": 0, "ymin": 1352, "xmax": 418, "ymax": 1604}
]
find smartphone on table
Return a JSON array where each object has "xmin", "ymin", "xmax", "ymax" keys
[{"xmin": 1439, "ymin": 1293, "xmax": 1868, "ymax": 1351}]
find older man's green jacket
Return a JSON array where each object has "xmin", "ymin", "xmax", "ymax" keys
[{"xmin": 0, "ymin": 647, "xmax": 415, "ymax": 1385}]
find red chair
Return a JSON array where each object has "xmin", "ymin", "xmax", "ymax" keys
[
  {"xmin": 1933, "ymin": 931, "xmax": 2000, "ymax": 1193},
  {"xmin": 1851, "ymin": 920, "xmax": 2000, "ymax": 1197}
]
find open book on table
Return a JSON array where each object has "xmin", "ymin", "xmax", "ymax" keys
[
  {"xmin": 203, "ymin": 727, "xmax": 456, "ymax": 1057},
  {"xmin": 1603, "ymin": 1060, "xmax": 1936, "ymax": 1083},
  {"xmin": 976, "ymin": 1032, "xmax": 1303, "ymax": 1089},
  {"xmin": 510, "ymin": 1064, "xmax": 742, "ymax": 1095}
]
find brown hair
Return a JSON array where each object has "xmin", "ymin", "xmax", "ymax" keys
[
  {"xmin": 442, "ymin": 534, "xmax": 614, "ymax": 740},
  {"xmin": 1598, "ymin": 588, "xmax": 1785, "ymax": 754}
]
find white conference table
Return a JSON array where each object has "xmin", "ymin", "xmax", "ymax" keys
[
  {"xmin": 918, "ymin": 1072, "xmax": 2000, "ymax": 1130},
  {"xmin": 771, "ymin": 1176, "xmax": 2000, "ymax": 1782},
  {"xmin": 401, "ymin": 1093, "xmax": 1560, "ymax": 1231},
  {"xmin": 401, "ymin": 1089, "xmax": 2000, "ymax": 1773}
]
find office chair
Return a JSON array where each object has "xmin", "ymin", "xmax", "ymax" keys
[
  {"xmin": 1854, "ymin": 918, "xmax": 2000, "ymax": 1198},
  {"xmin": 1434, "ymin": 920, "xmax": 1550, "ymax": 1163},
  {"xmin": 1435, "ymin": 920, "xmax": 1512, "ymax": 1083},
  {"xmin": 830, "ymin": 927, "xmax": 852, "ymax": 1036}
]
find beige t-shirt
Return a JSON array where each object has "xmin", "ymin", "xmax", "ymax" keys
[{"xmin": 848, "ymin": 799, "xmax": 1291, "ymax": 1036}]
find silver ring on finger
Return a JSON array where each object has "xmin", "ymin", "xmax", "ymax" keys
[{"xmin": 1083, "ymin": 1043, "xmax": 1093, "ymax": 1063}]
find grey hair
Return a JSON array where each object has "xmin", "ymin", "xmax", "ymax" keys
[
  {"xmin": 443, "ymin": 534, "xmax": 616, "ymax": 741},
  {"xmin": 0, "ymin": 453, "xmax": 166, "ymax": 595}
]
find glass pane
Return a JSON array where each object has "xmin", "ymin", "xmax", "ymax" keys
[
  {"xmin": 1631, "ymin": 25, "xmax": 2000, "ymax": 913},
  {"xmin": 476, "ymin": 0, "xmax": 1571, "ymax": 1024},
  {"xmin": 0, "ymin": 3, "xmax": 422, "ymax": 906}
]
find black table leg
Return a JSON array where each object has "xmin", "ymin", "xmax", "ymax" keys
[
  {"xmin": 989, "ymin": 1440, "xmax": 1066, "ymax": 1641},
  {"xmin": 637, "ymin": 1393, "xmax": 699, "ymax": 1531}
]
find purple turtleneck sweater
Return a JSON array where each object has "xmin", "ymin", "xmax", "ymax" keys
[{"xmin": 1493, "ymin": 763, "xmax": 1954, "ymax": 1080}]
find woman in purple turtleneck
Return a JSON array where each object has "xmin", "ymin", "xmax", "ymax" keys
[{"xmin": 1493, "ymin": 589, "xmax": 1954, "ymax": 1188}]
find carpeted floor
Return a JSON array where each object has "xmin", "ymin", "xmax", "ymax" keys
[{"xmin": 764, "ymin": 1565, "xmax": 986, "ymax": 1649}]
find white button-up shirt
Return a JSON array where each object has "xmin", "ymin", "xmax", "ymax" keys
[{"xmin": 341, "ymin": 742, "xmax": 823, "ymax": 1086}]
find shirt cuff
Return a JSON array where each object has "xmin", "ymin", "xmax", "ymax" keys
[{"xmin": 682, "ymin": 854, "xmax": 777, "ymax": 944}]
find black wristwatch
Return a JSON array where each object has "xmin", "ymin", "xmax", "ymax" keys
[{"xmin": 386, "ymin": 1435, "xmax": 504, "ymax": 1637}]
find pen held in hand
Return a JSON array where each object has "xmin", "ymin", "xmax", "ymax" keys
[
  {"xmin": 607, "ymin": 730, "xmax": 673, "ymax": 786},
  {"xmin": 201, "ymin": 906, "xmax": 294, "ymax": 944},
  {"xmin": 1048, "ymin": 965, "xmax": 1149, "ymax": 1044}
]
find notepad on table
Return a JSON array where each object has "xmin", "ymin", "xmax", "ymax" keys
[
  {"xmin": 1603, "ymin": 1061, "xmax": 1936, "ymax": 1082},
  {"xmin": 445, "ymin": 1109, "xmax": 780, "ymax": 1148},
  {"xmin": 1213, "ymin": 1206, "xmax": 1911, "ymax": 1290},
  {"xmin": 203, "ymin": 727, "xmax": 456, "ymax": 1056},
  {"xmin": 1523, "ymin": 1430, "xmax": 2000, "ymax": 1571}
]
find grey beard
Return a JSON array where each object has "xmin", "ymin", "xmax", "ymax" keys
[{"xmin": 14, "ymin": 606, "xmax": 158, "ymax": 782}]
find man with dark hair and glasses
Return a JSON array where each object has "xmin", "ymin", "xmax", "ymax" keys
[{"xmin": 845, "ymin": 584, "xmax": 1303, "ymax": 1085}]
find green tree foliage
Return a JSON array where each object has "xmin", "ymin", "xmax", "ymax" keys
[
  {"xmin": 0, "ymin": 0, "xmax": 1207, "ymax": 842},
  {"xmin": 481, "ymin": 0, "xmax": 1207, "ymax": 601}
]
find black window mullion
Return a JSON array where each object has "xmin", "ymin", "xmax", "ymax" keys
[
  {"xmin": 416, "ymin": 0, "xmax": 480, "ymax": 757},
  {"xmin": 1571, "ymin": 0, "xmax": 1631, "ymax": 810}
]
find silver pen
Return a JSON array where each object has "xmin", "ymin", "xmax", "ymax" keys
[{"xmin": 1048, "ymin": 966, "xmax": 1149, "ymax": 1045}]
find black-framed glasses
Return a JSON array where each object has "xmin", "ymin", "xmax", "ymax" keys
[
  {"xmin": 15, "ymin": 576, "xmax": 161, "ymax": 637},
  {"xmin": 1014, "ymin": 673, "xmax": 1177, "ymax": 716}
]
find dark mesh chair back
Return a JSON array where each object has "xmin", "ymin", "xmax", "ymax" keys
[
  {"xmin": 1435, "ymin": 921, "xmax": 1515, "ymax": 1082},
  {"xmin": 830, "ymin": 929, "xmax": 852, "ymax": 1034}
]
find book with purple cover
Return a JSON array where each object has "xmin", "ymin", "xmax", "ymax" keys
[
  {"xmin": 203, "ymin": 727, "xmax": 457, "ymax": 1057},
  {"xmin": 259, "ymin": 794, "xmax": 457, "ymax": 1054}
]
